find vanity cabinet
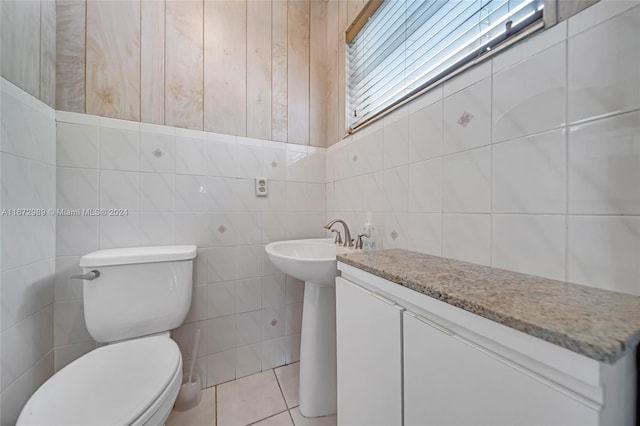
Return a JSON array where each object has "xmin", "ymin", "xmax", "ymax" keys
[
  {"xmin": 335, "ymin": 277, "xmax": 404, "ymax": 426},
  {"xmin": 403, "ymin": 311, "xmax": 596, "ymax": 426},
  {"xmin": 336, "ymin": 262, "xmax": 637, "ymax": 426}
]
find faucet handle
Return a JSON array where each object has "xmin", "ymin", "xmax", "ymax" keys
[
  {"xmin": 355, "ymin": 234, "xmax": 367, "ymax": 250},
  {"xmin": 331, "ymin": 229, "xmax": 343, "ymax": 245}
]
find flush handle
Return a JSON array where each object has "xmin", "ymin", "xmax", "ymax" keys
[{"xmin": 70, "ymin": 270, "xmax": 101, "ymax": 280}]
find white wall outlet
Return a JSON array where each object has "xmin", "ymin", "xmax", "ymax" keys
[{"xmin": 255, "ymin": 177, "xmax": 268, "ymax": 197}]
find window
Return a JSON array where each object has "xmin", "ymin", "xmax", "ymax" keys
[{"xmin": 347, "ymin": 0, "xmax": 545, "ymax": 130}]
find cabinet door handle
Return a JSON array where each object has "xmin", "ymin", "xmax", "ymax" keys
[
  {"xmin": 371, "ymin": 292, "xmax": 397, "ymax": 306},
  {"xmin": 412, "ymin": 313, "xmax": 455, "ymax": 336}
]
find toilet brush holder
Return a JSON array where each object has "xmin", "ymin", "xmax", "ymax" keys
[{"xmin": 174, "ymin": 373, "xmax": 202, "ymax": 411}]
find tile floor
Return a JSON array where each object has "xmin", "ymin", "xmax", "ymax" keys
[{"xmin": 166, "ymin": 363, "xmax": 337, "ymax": 426}]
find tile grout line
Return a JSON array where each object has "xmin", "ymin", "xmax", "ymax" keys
[{"xmin": 272, "ymin": 367, "xmax": 296, "ymax": 425}]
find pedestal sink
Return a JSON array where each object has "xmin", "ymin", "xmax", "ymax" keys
[{"xmin": 265, "ymin": 238, "xmax": 352, "ymax": 417}]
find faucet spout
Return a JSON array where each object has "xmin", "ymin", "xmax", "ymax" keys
[{"xmin": 324, "ymin": 219, "xmax": 353, "ymax": 247}]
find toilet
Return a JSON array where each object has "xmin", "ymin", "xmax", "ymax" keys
[{"xmin": 17, "ymin": 245, "xmax": 197, "ymax": 426}]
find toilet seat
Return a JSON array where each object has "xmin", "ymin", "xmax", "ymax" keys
[{"xmin": 17, "ymin": 335, "xmax": 182, "ymax": 426}]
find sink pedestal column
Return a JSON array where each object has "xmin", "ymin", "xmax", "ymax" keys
[{"xmin": 298, "ymin": 280, "xmax": 337, "ymax": 418}]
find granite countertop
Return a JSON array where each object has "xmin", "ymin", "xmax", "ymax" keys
[{"xmin": 337, "ymin": 249, "xmax": 640, "ymax": 364}]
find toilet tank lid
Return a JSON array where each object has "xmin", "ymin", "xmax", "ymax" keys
[{"xmin": 80, "ymin": 245, "xmax": 197, "ymax": 267}]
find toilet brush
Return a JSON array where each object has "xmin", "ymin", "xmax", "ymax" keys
[
  {"xmin": 174, "ymin": 328, "xmax": 202, "ymax": 411},
  {"xmin": 187, "ymin": 328, "xmax": 200, "ymax": 383}
]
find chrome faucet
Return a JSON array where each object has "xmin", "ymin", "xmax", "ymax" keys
[{"xmin": 324, "ymin": 219, "xmax": 353, "ymax": 247}]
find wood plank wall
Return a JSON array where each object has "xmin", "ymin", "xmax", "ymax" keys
[
  {"xmin": 56, "ymin": 0, "xmax": 337, "ymax": 147},
  {"xmin": 1, "ymin": 0, "xmax": 56, "ymax": 107}
]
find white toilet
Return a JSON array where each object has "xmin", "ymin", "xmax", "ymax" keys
[{"xmin": 17, "ymin": 245, "xmax": 197, "ymax": 426}]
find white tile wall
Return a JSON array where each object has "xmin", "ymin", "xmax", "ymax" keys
[
  {"xmin": 1, "ymin": 78, "xmax": 56, "ymax": 426},
  {"xmin": 327, "ymin": 4, "xmax": 640, "ymax": 296},
  {"xmin": 52, "ymin": 112, "xmax": 326, "ymax": 390}
]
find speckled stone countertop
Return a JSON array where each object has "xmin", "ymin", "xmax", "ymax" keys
[{"xmin": 337, "ymin": 249, "xmax": 640, "ymax": 364}]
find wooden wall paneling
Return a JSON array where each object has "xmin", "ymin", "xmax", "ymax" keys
[
  {"xmin": 310, "ymin": 0, "xmax": 327, "ymax": 147},
  {"xmin": 55, "ymin": 0, "xmax": 85, "ymax": 113},
  {"xmin": 40, "ymin": 0, "xmax": 56, "ymax": 107},
  {"xmin": 347, "ymin": 0, "xmax": 367, "ymax": 29},
  {"xmin": 271, "ymin": 0, "xmax": 288, "ymax": 142},
  {"xmin": 165, "ymin": 0, "xmax": 204, "ymax": 130},
  {"xmin": 337, "ymin": 0, "xmax": 348, "ymax": 138},
  {"xmin": 86, "ymin": 0, "xmax": 141, "ymax": 121},
  {"xmin": 326, "ymin": 0, "xmax": 339, "ymax": 145},
  {"xmin": 247, "ymin": 0, "xmax": 272, "ymax": 140},
  {"xmin": 287, "ymin": 0, "xmax": 310, "ymax": 145},
  {"xmin": 1, "ymin": 0, "xmax": 41, "ymax": 99},
  {"xmin": 141, "ymin": 0, "xmax": 165, "ymax": 125},
  {"xmin": 204, "ymin": 0, "xmax": 247, "ymax": 136}
]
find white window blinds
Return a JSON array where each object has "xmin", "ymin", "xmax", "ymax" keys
[{"xmin": 347, "ymin": 0, "xmax": 544, "ymax": 130}]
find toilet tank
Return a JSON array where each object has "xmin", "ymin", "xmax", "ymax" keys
[{"xmin": 79, "ymin": 245, "xmax": 197, "ymax": 343}]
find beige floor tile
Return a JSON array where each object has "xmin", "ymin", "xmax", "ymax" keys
[
  {"xmin": 167, "ymin": 387, "xmax": 216, "ymax": 426},
  {"xmin": 289, "ymin": 408, "xmax": 336, "ymax": 426},
  {"xmin": 217, "ymin": 370, "xmax": 287, "ymax": 426},
  {"xmin": 274, "ymin": 362, "xmax": 299, "ymax": 408},
  {"xmin": 250, "ymin": 411, "xmax": 294, "ymax": 426}
]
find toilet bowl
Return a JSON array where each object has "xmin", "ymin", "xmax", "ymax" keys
[
  {"xmin": 17, "ymin": 245, "xmax": 197, "ymax": 426},
  {"xmin": 18, "ymin": 335, "xmax": 182, "ymax": 426}
]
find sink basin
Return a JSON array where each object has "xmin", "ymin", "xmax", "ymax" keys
[
  {"xmin": 265, "ymin": 238, "xmax": 352, "ymax": 284},
  {"xmin": 265, "ymin": 238, "xmax": 353, "ymax": 417}
]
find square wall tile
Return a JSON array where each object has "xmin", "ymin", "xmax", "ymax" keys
[
  {"xmin": 492, "ymin": 130, "xmax": 566, "ymax": 214},
  {"xmin": 208, "ymin": 133, "xmax": 237, "ymax": 177},
  {"xmin": 140, "ymin": 132, "xmax": 175, "ymax": 173},
  {"xmin": 568, "ymin": 111, "xmax": 640, "ymax": 215},
  {"xmin": 235, "ymin": 310, "xmax": 262, "ymax": 348},
  {"xmin": 236, "ymin": 138, "xmax": 263, "ymax": 179},
  {"xmin": 207, "ymin": 316, "xmax": 236, "ymax": 355},
  {"xmin": 382, "ymin": 166, "xmax": 409, "ymax": 213},
  {"xmin": 176, "ymin": 134, "xmax": 207, "ymax": 175},
  {"xmin": 262, "ymin": 143, "xmax": 287, "ymax": 181},
  {"xmin": 236, "ymin": 279, "xmax": 262, "ymax": 314},
  {"xmin": 56, "ymin": 122, "xmax": 99, "ymax": 168},
  {"xmin": 208, "ymin": 247, "xmax": 238, "ymax": 283},
  {"xmin": 443, "ymin": 147, "xmax": 490, "ymax": 213},
  {"xmin": 175, "ymin": 174, "xmax": 207, "ymax": 212},
  {"xmin": 99, "ymin": 127, "xmax": 139, "ymax": 171},
  {"xmin": 407, "ymin": 213, "xmax": 442, "ymax": 257},
  {"xmin": 236, "ymin": 343, "xmax": 262, "ymax": 378},
  {"xmin": 139, "ymin": 212, "xmax": 175, "ymax": 246},
  {"xmin": 56, "ymin": 216, "xmax": 99, "ymax": 256},
  {"xmin": 56, "ymin": 167, "xmax": 99, "ymax": 210},
  {"xmin": 568, "ymin": 216, "xmax": 640, "ymax": 295},
  {"xmin": 360, "ymin": 128, "xmax": 384, "ymax": 174},
  {"xmin": 492, "ymin": 215, "xmax": 566, "ymax": 281},
  {"xmin": 261, "ymin": 337, "xmax": 286, "ymax": 370},
  {"xmin": 409, "ymin": 100, "xmax": 443, "ymax": 162},
  {"xmin": 99, "ymin": 170, "xmax": 139, "ymax": 211},
  {"xmin": 443, "ymin": 78, "xmax": 491, "ymax": 154},
  {"xmin": 409, "ymin": 158, "xmax": 442, "ymax": 213},
  {"xmin": 207, "ymin": 349, "xmax": 236, "ymax": 386},
  {"xmin": 140, "ymin": 173, "xmax": 175, "ymax": 212},
  {"xmin": 383, "ymin": 116, "xmax": 409, "ymax": 169},
  {"xmin": 493, "ymin": 42, "xmax": 566, "ymax": 142},
  {"xmin": 443, "ymin": 214, "xmax": 491, "ymax": 266},
  {"xmin": 208, "ymin": 281, "xmax": 236, "ymax": 319},
  {"xmin": 382, "ymin": 212, "xmax": 408, "ymax": 250},
  {"xmin": 568, "ymin": 6, "xmax": 640, "ymax": 123},
  {"xmin": 99, "ymin": 213, "xmax": 140, "ymax": 249}
]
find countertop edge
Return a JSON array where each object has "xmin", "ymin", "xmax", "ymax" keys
[{"xmin": 337, "ymin": 255, "xmax": 640, "ymax": 364}]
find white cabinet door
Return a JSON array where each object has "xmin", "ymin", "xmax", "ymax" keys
[
  {"xmin": 403, "ymin": 312, "xmax": 599, "ymax": 426},
  {"xmin": 336, "ymin": 277, "xmax": 404, "ymax": 426}
]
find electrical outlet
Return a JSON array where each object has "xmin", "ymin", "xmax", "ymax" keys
[{"xmin": 255, "ymin": 177, "xmax": 268, "ymax": 197}]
